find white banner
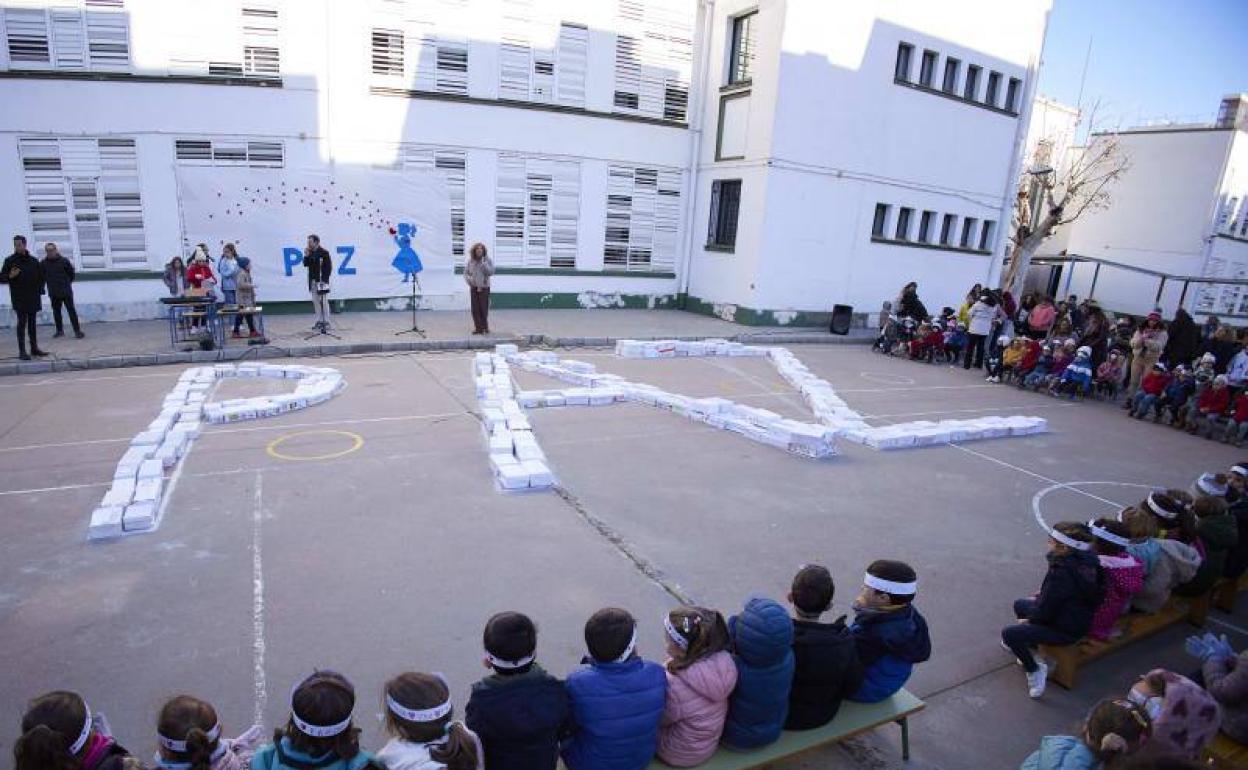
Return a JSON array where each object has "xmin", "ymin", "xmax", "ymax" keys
[{"xmin": 176, "ymin": 165, "xmax": 452, "ymax": 302}]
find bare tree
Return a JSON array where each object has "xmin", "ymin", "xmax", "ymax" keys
[{"xmin": 1000, "ymin": 107, "xmax": 1130, "ymax": 297}]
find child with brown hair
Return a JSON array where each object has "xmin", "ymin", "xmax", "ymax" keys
[
  {"xmin": 376, "ymin": 672, "xmax": 482, "ymax": 770},
  {"xmin": 656, "ymin": 606, "xmax": 736, "ymax": 767},
  {"xmin": 252, "ymin": 671, "xmax": 380, "ymax": 770},
  {"xmin": 1002, "ymin": 522, "xmax": 1104, "ymax": 699},
  {"xmin": 1176, "ymin": 494, "xmax": 1238, "ymax": 597},
  {"xmin": 1085, "ymin": 519, "xmax": 1144, "ymax": 641},
  {"xmin": 153, "ymin": 694, "xmax": 261, "ymax": 770},
  {"xmin": 1019, "ymin": 698, "xmax": 1151, "ymax": 769},
  {"xmin": 785, "ymin": 564, "xmax": 863, "ymax": 730},
  {"xmin": 1125, "ymin": 495, "xmax": 1203, "ymax": 613},
  {"xmin": 13, "ymin": 690, "xmax": 137, "ymax": 770},
  {"xmin": 465, "ymin": 612, "xmax": 567, "ymax": 770},
  {"xmin": 848, "ymin": 560, "xmax": 930, "ymax": 704}
]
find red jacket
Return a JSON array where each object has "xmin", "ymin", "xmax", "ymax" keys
[
  {"xmin": 1199, "ymin": 385, "xmax": 1231, "ymax": 415},
  {"xmin": 186, "ymin": 262, "xmax": 215, "ymax": 289},
  {"xmin": 1139, "ymin": 371, "xmax": 1169, "ymax": 396},
  {"xmin": 1234, "ymin": 393, "xmax": 1248, "ymax": 423},
  {"xmin": 1019, "ymin": 340, "xmax": 1042, "ymax": 371}
]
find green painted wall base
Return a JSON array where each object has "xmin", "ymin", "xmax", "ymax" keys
[{"xmin": 677, "ymin": 294, "xmax": 839, "ymax": 327}]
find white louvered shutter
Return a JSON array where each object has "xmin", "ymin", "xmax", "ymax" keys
[
  {"xmin": 549, "ymin": 159, "xmax": 579, "ymax": 268},
  {"xmin": 242, "ymin": 6, "xmax": 279, "ymax": 77},
  {"xmin": 612, "ymin": 0, "xmax": 693, "ymax": 121},
  {"xmin": 85, "ymin": 2, "xmax": 130, "ymax": 70},
  {"xmin": 50, "ymin": 9, "xmax": 87, "ymax": 69},
  {"xmin": 604, "ymin": 166, "xmax": 633, "ymax": 269},
  {"xmin": 495, "ymin": 156, "xmax": 527, "ymax": 268},
  {"xmin": 402, "ymin": 146, "xmax": 466, "ymax": 264},
  {"xmin": 19, "ymin": 140, "xmax": 71, "ymax": 260},
  {"xmin": 604, "ymin": 164, "xmax": 681, "ymax": 271},
  {"xmin": 555, "ymin": 22, "xmax": 587, "ymax": 108},
  {"xmin": 6, "ymin": 8, "xmax": 51, "ymax": 66},
  {"xmin": 98, "ymin": 138, "xmax": 146, "ymax": 265}
]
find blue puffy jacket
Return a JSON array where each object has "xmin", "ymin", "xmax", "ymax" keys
[
  {"xmin": 723, "ymin": 597, "xmax": 795, "ymax": 749},
  {"xmin": 251, "ymin": 737, "xmax": 380, "ymax": 770},
  {"xmin": 1018, "ymin": 735, "xmax": 1099, "ymax": 770},
  {"xmin": 849, "ymin": 604, "xmax": 931, "ymax": 703},
  {"xmin": 561, "ymin": 656, "xmax": 666, "ymax": 770}
]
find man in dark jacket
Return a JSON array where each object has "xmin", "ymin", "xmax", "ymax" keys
[
  {"xmin": 466, "ymin": 612, "xmax": 569, "ymax": 770},
  {"xmin": 40, "ymin": 242, "xmax": 83, "ymax": 339},
  {"xmin": 784, "ymin": 565, "xmax": 863, "ymax": 730},
  {"xmin": 1, "ymin": 235, "xmax": 48, "ymax": 360},
  {"xmin": 302, "ymin": 234, "xmax": 332, "ymax": 330},
  {"xmin": 1001, "ymin": 523, "xmax": 1104, "ymax": 699}
]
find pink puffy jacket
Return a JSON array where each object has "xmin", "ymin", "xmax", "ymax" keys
[{"xmin": 657, "ymin": 651, "xmax": 738, "ymax": 767}]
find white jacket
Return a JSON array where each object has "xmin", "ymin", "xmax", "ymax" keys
[
  {"xmin": 967, "ymin": 301, "xmax": 998, "ymax": 336},
  {"xmin": 1229, "ymin": 350, "xmax": 1248, "ymax": 386},
  {"xmin": 375, "ymin": 732, "xmax": 484, "ymax": 770}
]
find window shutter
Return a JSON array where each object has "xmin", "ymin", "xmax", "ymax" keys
[
  {"xmin": 98, "ymin": 138, "xmax": 145, "ymax": 265},
  {"xmin": 402, "ymin": 146, "xmax": 466, "ymax": 263},
  {"xmin": 85, "ymin": 7, "xmax": 129, "ymax": 69},
  {"xmin": 606, "ymin": 164, "xmax": 681, "ymax": 271},
  {"xmin": 246, "ymin": 141, "xmax": 283, "ymax": 167},
  {"xmin": 612, "ymin": 0, "xmax": 693, "ymax": 122},
  {"xmin": 498, "ymin": 0, "xmax": 533, "ymax": 101},
  {"xmin": 496, "ymin": 155, "xmax": 579, "ymax": 268},
  {"xmin": 549, "ymin": 159, "xmax": 579, "ymax": 268},
  {"xmin": 50, "ymin": 9, "xmax": 87, "ymax": 69},
  {"xmin": 371, "ymin": 28, "xmax": 404, "ymax": 76},
  {"xmin": 19, "ymin": 140, "xmax": 71, "ymax": 261},
  {"xmin": 555, "ymin": 22, "xmax": 587, "ymax": 107},
  {"xmin": 242, "ymin": 6, "xmax": 279, "ymax": 77},
  {"xmin": 604, "ymin": 166, "xmax": 633, "ymax": 269},
  {"xmin": 175, "ymin": 138, "xmax": 283, "ymax": 168},
  {"xmin": 174, "ymin": 140, "xmax": 213, "ymax": 163},
  {"xmin": 6, "ymin": 8, "xmax": 51, "ymax": 65},
  {"xmin": 495, "ymin": 155, "xmax": 527, "ymax": 268}
]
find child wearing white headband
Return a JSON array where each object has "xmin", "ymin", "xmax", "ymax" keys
[
  {"xmin": 15, "ymin": 690, "xmax": 134, "ymax": 770},
  {"xmin": 376, "ymin": 672, "xmax": 482, "ymax": 770},
  {"xmin": 657, "ymin": 606, "xmax": 735, "ymax": 766},
  {"xmin": 1085, "ymin": 518, "xmax": 1144, "ymax": 642},
  {"xmin": 465, "ymin": 611, "xmax": 568, "ymax": 770},
  {"xmin": 1002, "ymin": 522, "xmax": 1104, "ymax": 699},
  {"xmin": 252, "ymin": 671, "xmax": 378, "ymax": 770},
  {"xmin": 153, "ymin": 694, "xmax": 262, "ymax": 770},
  {"xmin": 848, "ymin": 559, "xmax": 930, "ymax": 705},
  {"xmin": 1122, "ymin": 501, "xmax": 1203, "ymax": 615}
]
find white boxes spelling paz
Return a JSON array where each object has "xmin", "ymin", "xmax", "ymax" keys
[{"xmin": 89, "ymin": 363, "xmax": 346, "ymax": 540}]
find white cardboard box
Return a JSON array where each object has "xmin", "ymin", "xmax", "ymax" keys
[
  {"xmin": 88, "ymin": 505, "xmax": 125, "ymax": 539},
  {"xmin": 122, "ymin": 501, "xmax": 156, "ymax": 531},
  {"xmin": 133, "ymin": 477, "xmax": 162, "ymax": 506},
  {"xmin": 102, "ymin": 479, "xmax": 136, "ymax": 507},
  {"xmin": 497, "ymin": 463, "xmax": 530, "ymax": 490},
  {"xmin": 523, "ymin": 460, "xmax": 554, "ymax": 488}
]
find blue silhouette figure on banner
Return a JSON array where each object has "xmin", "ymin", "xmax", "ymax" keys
[{"xmin": 390, "ymin": 223, "xmax": 423, "ymax": 282}]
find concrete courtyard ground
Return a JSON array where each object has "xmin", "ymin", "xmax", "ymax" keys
[{"xmin": 1, "ymin": 342, "xmax": 1245, "ymax": 768}]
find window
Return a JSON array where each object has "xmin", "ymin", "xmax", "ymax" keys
[
  {"xmin": 1005, "ymin": 77, "xmax": 1021, "ymax": 113},
  {"xmin": 918, "ymin": 210, "xmax": 934, "ymax": 243},
  {"xmin": 371, "ymin": 29, "xmax": 403, "ymax": 75},
  {"xmin": 963, "ymin": 65, "xmax": 980, "ymax": 100},
  {"xmin": 872, "ymin": 203, "xmax": 890, "ymax": 238},
  {"xmin": 940, "ymin": 214, "xmax": 955, "ymax": 245},
  {"xmin": 895, "ymin": 207, "xmax": 913, "ymax": 241},
  {"xmin": 174, "ymin": 139, "xmax": 284, "ymax": 167},
  {"xmin": 498, "ymin": 17, "xmax": 588, "ymax": 108},
  {"xmin": 960, "ymin": 217, "xmax": 978, "ymax": 249},
  {"xmin": 19, "ymin": 136, "xmax": 147, "ymax": 270},
  {"xmin": 942, "ymin": 57, "xmax": 960, "ymax": 93},
  {"xmin": 167, "ymin": 4, "xmax": 279, "ymax": 79},
  {"xmin": 985, "ymin": 71, "xmax": 1001, "ymax": 107},
  {"xmin": 612, "ymin": 0, "xmax": 695, "ymax": 122},
  {"xmin": 495, "ymin": 155, "xmax": 580, "ymax": 268},
  {"xmin": 707, "ymin": 180, "xmax": 741, "ymax": 249},
  {"xmin": 978, "ymin": 220, "xmax": 995, "ymax": 251},
  {"xmin": 241, "ymin": 7, "xmax": 279, "ymax": 77},
  {"xmin": 894, "ymin": 42, "xmax": 913, "ymax": 81},
  {"xmin": 3, "ymin": 4, "xmax": 130, "ymax": 72},
  {"xmin": 403, "ymin": 147, "xmax": 466, "ymax": 262},
  {"xmin": 605, "ymin": 165, "xmax": 683, "ymax": 272},
  {"xmin": 728, "ymin": 11, "xmax": 756, "ymax": 84},
  {"xmin": 918, "ymin": 50, "xmax": 937, "ymax": 87}
]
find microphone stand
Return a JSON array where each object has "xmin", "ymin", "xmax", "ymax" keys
[{"xmin": 395, "ymin": 274, "xmax": 425, "ymax": 337}]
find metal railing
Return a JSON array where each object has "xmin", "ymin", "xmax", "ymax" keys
[{"xmin": 1025, "ymin": 253, "xmax": 1248, "ymax": 317}]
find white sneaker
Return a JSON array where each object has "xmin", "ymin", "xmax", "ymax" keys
[{"xmin": 1027, "ymin": 661, "xmax": 1048, "ymax": 698}]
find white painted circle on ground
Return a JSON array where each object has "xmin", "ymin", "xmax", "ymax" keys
[
  {"xmin": 859, "ymin": 371, "xmax": 915, "ymax": 386},
  {"xmin": 1030, "ymin": 480, "xmax": 1154, "ymax": 535}
]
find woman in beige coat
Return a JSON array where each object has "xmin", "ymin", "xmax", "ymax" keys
[{"xmin": 1128, "ymin": 310, "xmax": 1169, "ymax": 395}]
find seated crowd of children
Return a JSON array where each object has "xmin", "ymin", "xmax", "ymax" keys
[
  {"xmin": 1008, "ymin": 467, "xmax": 1248, "ymax": 767},
  {"xmin": 13, "ymin": 561, "xmax": 931, "ymax": 770},
  {"xmin": 1123, "ymin": 356, "xmax": 1248, "ymax": 445}
]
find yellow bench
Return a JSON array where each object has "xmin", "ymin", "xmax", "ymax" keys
[
  {"xmin": 1205, "ymin": 731, "xmax": 1248, "ymax": 769},
  {"xmin": 1039, "ymin": 595, "xmax": 1208, "ymax": 690},
  {"xmin": 643, "ymin": 690, "xmax": 924, "ymax": 768}
]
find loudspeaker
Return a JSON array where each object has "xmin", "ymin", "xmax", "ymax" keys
[{"xmin": 829, "ymin": 304, "xmax": 853, "ymax": 335}]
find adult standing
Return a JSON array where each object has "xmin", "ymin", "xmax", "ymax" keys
[
  {"xmin": 40, "ymin": 242, "xmax": 83, "ymax": 338},
  {"xmin": 1066, "ymin": 295, "xmax": 1084, "ymax": 332},
  {"xmin": 896, "ymin": 281, "xmax": 927, "ymax": 322},
  {"xmin": 1027, "ymin": 296, "xmax": 1057, "ymax": 339},
  {"xmin": 1201, "ymin": 325, "xmax": 1239, "ymax": 374},
  {"xmin": 1163, "ymin": 308, "xmax": 1201, "ymax": 369},
  {"xmin": 218, "ymin": 243, "xmax": 240, "ymax": 306},
  {"xmin": 957, "ymin": 283, "xmax": 982, "ymax": 326},
  {"xmin": 303, "ymin": 234, "xmax": 332, "ymax": 331},
  {"xmin": 1203, "ymin": 314, "xmax": 1221, "ymax": 341},
  {"xmin": 465, "ymin": 242, "xmax": 495, "ymax": 335},
  {"xmin": 163, "ymin": 256, "xmax": 187, "ymax": 296},
  {"xmin": 1015, "ymin": 293, "xmax": 1035, "ymax": 336},
  {"xmin": 232, "ymin": 256, "xmax": 258, "ymax": 338},
  {"xmin": 964, "ymin": 292, "xmax": 998, "ymax": 370},
  {"xmin": 1128, "ymin": 310, "xmax": 1169, "ymax": 395},
  {"xmin": 1000, "ymin": 290, "xmax": 1018, "ymax": 340},
  {"xmin": 1076, "ymin": 301, "xmax": 1108, "ymax": 367},
  {"xmin": 0, "ymin": 235, "xmax": 47, "ymax": 360}
]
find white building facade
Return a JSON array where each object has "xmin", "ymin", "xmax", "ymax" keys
[
  {"xmin": 0, "ymin": 0, "xmax": 1050, "ymax": 326},
  {"xmin": 1057, "ymin": 95, "xmax": 1248, "ymax": 318}
]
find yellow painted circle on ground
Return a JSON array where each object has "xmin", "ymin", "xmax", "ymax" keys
[{"xmin": 266, "ymin": 430, "xmax": 364, "ymax": 461}]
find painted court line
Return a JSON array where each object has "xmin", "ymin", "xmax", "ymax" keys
[
  {"xmin": 865, "ymin": 402, "xmax": 1074, "ymax": 420},
  {"xmin": 251, "ymin": 470, "xmax": 267, "ymax": 727},
  {"xmin": 1209, "ymin": 616, "xmax": 1248, "ymax": 638},
  {"xmin": 952, "ymin": 444, "xmax": 1126, "ymax": 508},
  {"xmin": 0, "ymin": 371, "xmax": 178, "ymax": 389},
  {"xmin": 0, "ymin": 480, "xmax": 111, "ymax": 497},
  {"xmin": 0, "ymin": 436, "xmax": 133, "ymax": 454}
]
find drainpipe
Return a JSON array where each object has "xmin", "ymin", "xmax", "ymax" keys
[
  {"xmin": 989, "ymin": 6, "xmax": 1052, "ymax": 290},
  {"xmin": 676, "ymin": 0, "xmax": 715, "ymax": 308}
]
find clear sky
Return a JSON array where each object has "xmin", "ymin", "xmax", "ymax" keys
[{"xmin": 1036, "ymin": 0, "xmax": 1247, "ymax": 129}]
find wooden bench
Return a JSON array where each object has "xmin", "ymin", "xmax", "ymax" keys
[
  {"xmin": 644, "ymin": 690, "xmax": 924, "ymax": 768},
  {"xmin": 1214, "ymin": 574, "xmax": 1248, "ymax": 613},
  {"xmin": 1205, "ymin": 732, "xmax": 1248, "ymax": 769},
  {"xmin": 1039, "ymin": 595, "xmax": 1209, "ymax": 690}
]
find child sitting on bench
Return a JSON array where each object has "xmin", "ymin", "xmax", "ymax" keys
[
  {"xmin": 656, "ymin": 607, "xmax": 735, "ymax": 767},
  {"xmin": 1001, "ymin": 522, "xmax": 1104, "ymax": 699},
  {"xmin": 1085, "ymin": 518, "xmax": 1143, "ymax": 641},
  {"xmin": 1122, "ymin": 497, "xmax": 1202, "ymax": 613},
  {"xmin": 1019, "ymin": 698, "xmax": 1151, "ymax": 769},
  {"xmin": 722, "ymin": 597, "xmax": 794, "ymax": 750},
  {"xmin": 848, "ymin": 560, "xmax": 930, "ymax": 704},
  {"xmin": 784, "ymin": 564, "xmax": 863, "ymax": 730}
]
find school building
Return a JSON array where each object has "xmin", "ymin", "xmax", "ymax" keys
[{"xmin": 0, "ymin": 0, "xmax": 1052, "ymax": 326}]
